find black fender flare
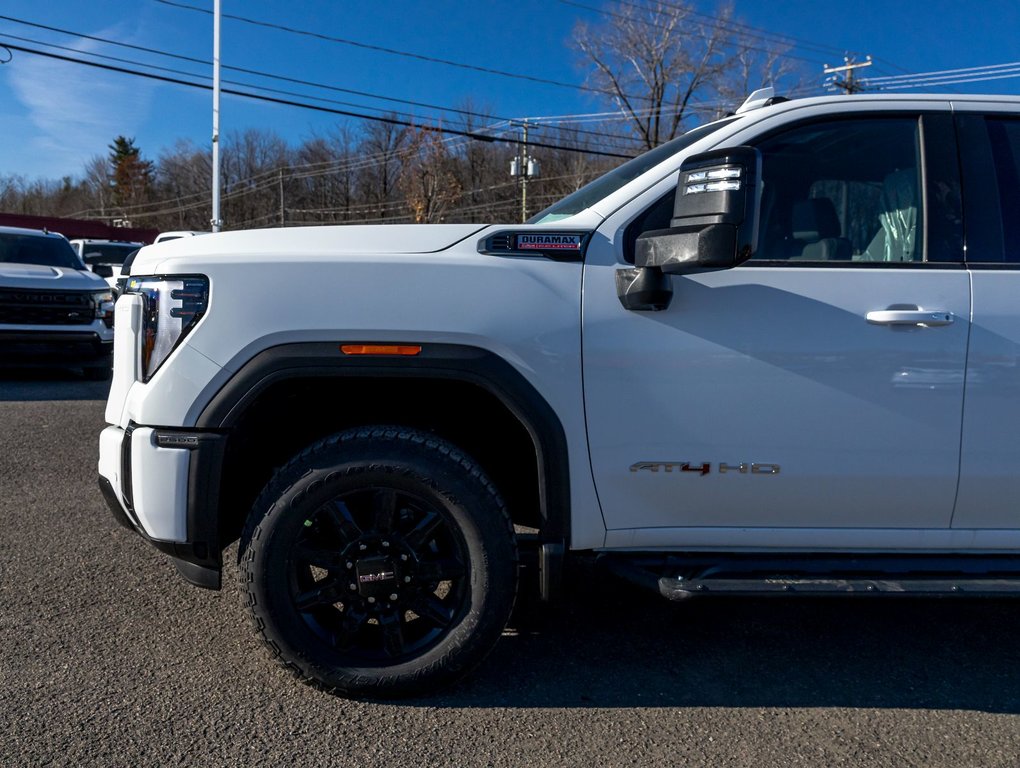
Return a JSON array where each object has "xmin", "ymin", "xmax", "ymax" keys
[{"xmin": 196, "ymin": 342, "xmax": 571, "ymax": 543}]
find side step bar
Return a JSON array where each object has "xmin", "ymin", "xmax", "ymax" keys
[
  {"xmin": 658, "ymin": 576, "xmax": 1020, "ymax": 600},
  {"xmin": 598, "ymin": 553, "xmax": 1020, "ymax": 601}
]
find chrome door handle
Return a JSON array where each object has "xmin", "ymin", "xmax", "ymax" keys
[{"xmin": 866, "ymin": 309, "xmax": 955, "ymax": 327}]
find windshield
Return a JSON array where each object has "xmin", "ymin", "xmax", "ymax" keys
[
  {"xmin": 529, "ymin": 117, "xmax": 739, "ymax": 224},
  {"xmin": 81, "ymin": 243, "xmax": 140, "ymax": 264},
  {"xmin": 0, "ymin": 233, "xmax": 83, "ymax": 269},
  {"xmin": 120, "ymin": 248, "xmax": 141, "ymax": 276}
]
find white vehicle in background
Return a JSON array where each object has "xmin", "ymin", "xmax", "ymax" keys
[
  {"xmin": 2, "ymin": 227, "xmax": 114, "ymax": 380},
  {"xmin": 153, "ymin": 231, "xmax": 209, "ymax": 244},
  {"xmin": 70, "ymin": 239, "xmax": 145, "ymax": 290},
  {"xmin": 99, "ymin": 89, "xmax": 1020, "ymax": 697}
]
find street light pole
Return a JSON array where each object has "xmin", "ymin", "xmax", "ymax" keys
[{"xmin": 211, "ymin": 0, "xmax": 223, "ymax": 232}]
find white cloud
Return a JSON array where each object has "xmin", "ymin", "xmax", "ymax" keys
[{"xmin": 8, "ymin": 27, "xmax": 155, "ymax": 178}]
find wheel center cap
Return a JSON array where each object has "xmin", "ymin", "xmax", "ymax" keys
[{"xmin": 355, "ymin": 556, "xmax": 398, "ymax": 599}]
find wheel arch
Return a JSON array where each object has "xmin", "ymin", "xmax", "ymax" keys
[{"xmin": 196, "ymin": 342, "xmax": 571, "ymax": 552}]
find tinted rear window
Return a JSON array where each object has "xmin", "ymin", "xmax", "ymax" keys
[{"xmin": 80, "ymin": 243, "xmax": 139, "ymax": 264}]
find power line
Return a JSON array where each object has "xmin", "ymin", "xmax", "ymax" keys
[
  {"xmin": 0, "ymin": 30, "xmax": 489, "ymax": 136},
  {"xmin": 859, "ymin": 60, "xmax": 1020, "ymax": 91},
  {"xmin": 559, "ymin": 0, "xmax": 829, "ymax": 66},
  {"xmin": 868, "ymin": 71, "xmax": 1020, "ymax": 90},
  {"xmin": 0, "ymin": 14, "xmax": 496, "ymax": 121},
  {"xmin": 0, "ymin": 14, "xmax": 644, "ymax": 149},
  {"xmin": 0, "ymin": 41, "xmax": 637, "ymax": 161},
  {"xmin": 629, "ymin": 0, "xmax": 841, "ymax": 60},
  {"xmin": 658, "ymin": 0, "xmax": 846, "ymax": 60},
  {"xmin": 153, "ymin": 0, "xmax": 634, "ymax": 101},
  {"xmin": 863, "ymin": 60, "xmax": 1020, "ymax": 84}
]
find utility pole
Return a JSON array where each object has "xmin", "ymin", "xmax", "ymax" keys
[
  {"xmin": 210, "ymin": 0, "xmax": 223, "ymax": 232},
  {"xmin": 509, "ymin": 121, "xmax": 540, "ymax": 223},
  {"xmin": 824, "ymin": 55, "xmax": 872, "ymax": 94},
  {"xmin": 278, "ymin": 169, "xmax": 285, "ymax": 226}
]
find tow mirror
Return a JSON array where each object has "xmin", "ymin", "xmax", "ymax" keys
[{"xmin": 635, "ymin": 146, "xmax": 761, "ymax": 275}]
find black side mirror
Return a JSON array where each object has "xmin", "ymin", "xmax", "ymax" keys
[
  {"xmin": 92, "ymin": 264, "xmax": 114, "ymax": 278},
  {"xmin": 635, "ymin": 146, "xmax": 761, "ymax": 275}
]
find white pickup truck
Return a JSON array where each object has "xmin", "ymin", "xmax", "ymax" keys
[{"xmin": 99, "ymin": 90, "xmax": 1020, "ymax": 697}]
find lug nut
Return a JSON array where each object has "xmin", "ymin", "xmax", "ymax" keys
[
  {"xmin": 382, "ymin": 541, "xmax": 390, "ymax": 548},
  {"xmin": 400, "ymin": 554, "xmax": 408, "ymax": 561},
  {"xmin": 367, "ymin": 597, "xmax": 376, "ymax": 604},
  {"xmin": 348, "ymin": 584, "xmax": 357, "ymax": 591},
  {"xmin": 404, "ymin": 576, "xmax": 411, "ymax": 583},
  {"xmin": 359, "ymin": 544, "xmax": 368, "ymax": 551},
  {"xmin": 346, "ymin": 562, "xmax": 353, "ymax": 569},
  {"xmin": 389, "ymin": 593, "xmax": 398, "ymax": 601}
]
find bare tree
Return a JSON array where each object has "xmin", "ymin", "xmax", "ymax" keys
[
  {"xmin": 358, "ymin": 118, "xmax": 409, "ymax": 220},
  {"xmin": 221, "ymin": 128, "xmax": 289, "ymax": 228},
  {"xmin": 82, "ymin": 155, "xmax": 112, "ymax": 219},
  {"xmin": 290, "ymin": 125, "xmax": 359, "ymax": 224},
  {"xmin": 399, "ymin": 126, "xmax": 462, "ymax": 223},
  {"xmin": 574, "ymin": 1, "xmax": 803, "ymax": 149}
]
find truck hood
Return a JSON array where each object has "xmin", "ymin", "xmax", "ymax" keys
[
  {"xmin": 139, "ymin": 224, "xmax": 489, "ymax": 271},
  {"xmin": 0, "ymin": 263, "xmax": 107, "ymax": 289}
]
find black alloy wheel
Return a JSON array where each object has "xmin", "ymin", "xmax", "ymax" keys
[
  {"xmin": 289, "ymin": 485, "xmax": 470, "ymax": 663},
  {"xmin": 240, "ymin": 427, "xmax": 518, "ymax": 697}
]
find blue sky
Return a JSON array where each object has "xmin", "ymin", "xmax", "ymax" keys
[{"xmin": 0, "ymin": 0, "xmax": 1017, "ymax": 180}]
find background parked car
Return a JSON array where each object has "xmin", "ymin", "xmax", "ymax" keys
[
  {"xmin": 70, "ymin": 239, "xmax": 146, "ymax": 290},
  {"xmin": 2, "ymin": 227, "xmax": 115, "ymax": 380},
  {"xmin": 153, "ymin": 230, "xmax": 209, "ymax": 244}
]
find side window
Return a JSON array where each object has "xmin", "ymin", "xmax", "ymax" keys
[
  {"xmin": 956, "ymin": 114, "xmax": 1020, "ymax": 264},
  {"xmin": 987, "ymin": 119, "xmax": 1020, "ymax": 261},
  {"xmin": 753, "ymin": 118, "xmax": 925, "ymax": 263}
]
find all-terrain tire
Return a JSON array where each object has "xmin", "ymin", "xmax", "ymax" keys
[{"xmin": 238, "ymin": 426, "xmax": 518, "ymax": 698}]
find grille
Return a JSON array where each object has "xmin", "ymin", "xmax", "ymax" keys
[{"xmin": 0, "ymin": 289, "xmax": 95, "ymax": 326}]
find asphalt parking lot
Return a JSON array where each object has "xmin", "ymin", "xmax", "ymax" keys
[{"xmin": 3, "ymin": 369, "xmax": 1020, "ymax": 767}]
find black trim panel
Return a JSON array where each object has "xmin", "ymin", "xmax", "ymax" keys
[
  {"xmin": 478, "ymin": 230, "xmax": 591, "ymax": 262},
  {"xmin": 197, "ymin": 342, "xmax": 571, "ymax": 543},
  {"xmin": 117, "ymin": 425, "xmax": 227, "ymax": 590},
  {"xmin": 741, "ymin": 261, "xmax": 966, "ymax": 270},
  {"xmin": 98, "ymin": 476, "xmax": 135, "ymax": 533}
]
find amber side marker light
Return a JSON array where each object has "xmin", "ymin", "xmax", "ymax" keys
[{"xmin": 340, "ymin": 344, "xmax": 422, "ymax": 356}]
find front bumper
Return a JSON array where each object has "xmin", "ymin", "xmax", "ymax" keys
[
  {"xmin": 0, "ymin": 330, "xmax": 112, "ymax": 366},
  {"xmin": 98, "ymin": 423, "xmax": 227, "ymax": 589}
]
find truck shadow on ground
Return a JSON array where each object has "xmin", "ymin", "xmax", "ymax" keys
[
  {"xmin": 424, "ymin": 560, "xmax": 1020, "ymax": 713},
  {"xmin": 0, "ymin": 367, "xmax": 111, "ymax": 401}
]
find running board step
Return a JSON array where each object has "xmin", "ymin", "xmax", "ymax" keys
[{"xmin": 658, "ymin": 576, "xmax": 1020, "ymax": 601}]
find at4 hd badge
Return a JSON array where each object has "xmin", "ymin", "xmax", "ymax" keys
[{"xmin": 515, "ymin": 233, "xmax": 583, "ymax": 251}]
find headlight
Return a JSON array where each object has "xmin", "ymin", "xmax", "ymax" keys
[
  {"xmin": 91, "ymin": 289, "xmax": 116, "ymax": 328},
  {"xmin": 124, "ymin": 275, "xmax": 209, "ymax": 381}
]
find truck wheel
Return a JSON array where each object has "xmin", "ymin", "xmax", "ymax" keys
[{"xmin": 239, "ymin": 427, "xmax": 518, "ymax": 698}]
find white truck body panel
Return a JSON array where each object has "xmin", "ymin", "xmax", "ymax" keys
[{"xmin": 99, "ymin": 93, "xmax": 1020, "ymax": 557}]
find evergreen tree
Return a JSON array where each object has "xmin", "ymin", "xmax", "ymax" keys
[{"xmin": 108, "ymin": 136, "xmax": 154, "ymax": 211}]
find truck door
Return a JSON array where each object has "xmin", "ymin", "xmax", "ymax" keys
[
  {"xmin": 952, "ymin": 109, "xmax": 1020, "ymax": 530},
  {"xmin": 582, "ymin": 111, "xmax": 970, "ymax": 541}
]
